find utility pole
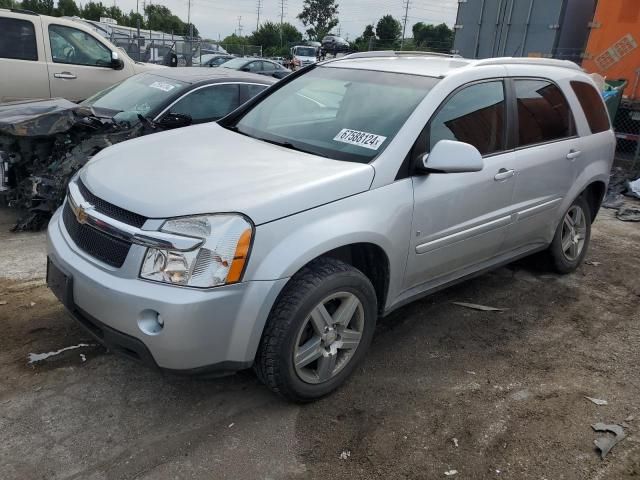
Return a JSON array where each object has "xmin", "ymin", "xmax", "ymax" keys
[
  {"xmin": 237, "ymin": 16, "xmax": 243, "ymax": 37},
  {"xmin": 256, "ymin": 0, "xmax": 262, "ymax": 31},
  {"xmin": 279, "ymin": 0, "xmax": 286, "ymax": 47},
  {"xmin": 187, "ymin": 0, "xmax": 193, "ymax": 38},
  {"xmin": 401, "ymin": 0, "xmax": 410, "ymax": 49}
]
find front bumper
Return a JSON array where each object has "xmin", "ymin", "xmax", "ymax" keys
[{"xmin": 47, "ymin": 207, "xmax": 288, "ymax": 372}]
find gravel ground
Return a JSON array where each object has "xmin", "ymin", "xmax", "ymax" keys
[{"xmin": 0, "ymin": 205, "xmax": 639, "ymax": 480}]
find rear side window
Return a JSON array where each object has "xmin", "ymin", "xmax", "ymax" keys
[
  {"xmin": 515, "ymin": 79, "xmax": 575, "ymax": 147},
  {"xmin": 571, "ymin": 81, "xmax": 611, "ymax": 133},
  {"xmin": 429, "ymin": 81, "xmax": 506, "ymax": 156},
  {"xmin": 0, "ymin": 18, "xmax": 38, "ymax": 61}
]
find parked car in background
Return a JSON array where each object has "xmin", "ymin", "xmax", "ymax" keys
[
  {"xmin": 0, "ymin": 68, "xmax": 275, "ymax": 230},
  {"xmin": 0, "ymin": 9, "xmax": 161, "ymax": 102},
  {"xmin": 195, "ymin": 54, "xmax": 234, "ymax": 68},
  {"xmin": 321, "ymin": 35, "xmax": 350, "ymax": 54},
  {"xmin": 47, "ymin": 52, "xmax": 614, "ymax": 402},
  {"xmin": 220, "ymin": 57, "xmax": 291, "ymax": 79}
]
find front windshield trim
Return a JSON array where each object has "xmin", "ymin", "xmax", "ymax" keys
[{"xmin": 224, "ymin": 66, "xmax": 439, "ymax": 164}]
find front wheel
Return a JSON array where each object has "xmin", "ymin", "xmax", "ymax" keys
[
  {"xmin": 546, "ymin": 195, "xmax": 592, "ymax": 274},
  {"xmin": 255, "ymin": 257, "xmax": 377, "ymax": 402}
]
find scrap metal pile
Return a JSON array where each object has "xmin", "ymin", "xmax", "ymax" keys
[{"xmin": 0, "ymin": 99, "xmax": 155, "ymax": 231}]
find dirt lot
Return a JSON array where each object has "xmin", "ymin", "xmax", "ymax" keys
[{"xmin": 0, "ymin": 205, "xmax": 639, "ymax": 480}]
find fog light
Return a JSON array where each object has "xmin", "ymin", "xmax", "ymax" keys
[{"xmin": 138, "ymin": 309, "xmax": 164, "ymax": 335}]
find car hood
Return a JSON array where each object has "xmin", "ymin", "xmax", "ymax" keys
[
  {"xmin": 81, "ymin": 123, "xmax": 375, "ymax": 225},
  {"xmin": 133, "ymin": 62, "xmax": 167, "ymax": 73}
]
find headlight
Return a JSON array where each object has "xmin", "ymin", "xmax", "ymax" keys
[{"xmin": 140, "ymin": 214, "xmax": 253, "ymax": 288}]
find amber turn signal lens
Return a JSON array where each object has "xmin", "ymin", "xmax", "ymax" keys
[{"xmin": 227, "ymin": 228, "xmax": 252, "ymax": 283}]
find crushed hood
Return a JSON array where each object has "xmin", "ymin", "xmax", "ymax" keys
[{"xmin": 81, "ymin": 123, "xmax": 375, "ymax": 225}]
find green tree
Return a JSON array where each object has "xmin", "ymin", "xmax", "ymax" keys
[
  {"xmin": 21, "ymin": 0, "xmax": 54, "ymax": 14},
  {"xmin": 126, "ymin": 11, "xmax": 146, "ymax": 29},
  {"xmin": 376, "ymin": 15, "xmax": 401, "ymax": 49},
  {"xmin": 353, "ymin": 24, "xmax": 375, "ymax": 51},
  {"xmin": 221, "ymin": 33, "xmax": 249, "ymax": 46},
  {"xmin": 81, "ymin": 1, "xmax": 106, "ymax": 21},
  {"xmin": 412, "ymin": 22, "xmax": 453, "ymax": 52},
  {"xmin": 0, "ymin": 0, "xmax": 20, "ymax": 8},
  {"xmin": 250, "ymin": 21, "xmax": 302, "ymax": 55},
  {"xmin": 297, "ymin": 0, "xmax": 338, "ymax": 41},
  {"xmin": 55, "ymin": 0, "xmax": 80, "ymax": 16}
]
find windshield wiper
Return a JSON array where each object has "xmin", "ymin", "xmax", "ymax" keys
[{"xmin": 255, "ymin": 136, "xmax": 327, "ymax": 157}]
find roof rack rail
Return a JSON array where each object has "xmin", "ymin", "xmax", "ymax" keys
[
  {"xmin": 7, "ymin": 8, "xmax": 40, "ymax": 15},
  {"xmin": 473, "ymin": 57, "xmax": 582, "ymax": 71},
  {"xmin": 341, "ymin": 50, "xmax": 462, "ymax": 60}
]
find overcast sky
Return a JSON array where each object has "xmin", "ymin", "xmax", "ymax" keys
[{"xmin": 104, "ymin": 0, "xmax": 459, "ymax": 41}]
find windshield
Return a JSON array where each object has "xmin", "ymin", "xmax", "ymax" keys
[
  {"xmin": 220, "ymin": 58, "xmax": 248, "ymax": 69},
  {"xmin": 231, "ymin": 66, "xmax": 438, "ymax": 163},
  {"xmin": 294, "ymin": 47, "xmax": 316, "ymax": 57},
  {"xmin": 81, "ymin": 73, "xmax": 188, "ymax": 123}
]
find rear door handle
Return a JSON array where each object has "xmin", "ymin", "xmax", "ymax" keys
[
  {"xmin": 566, "ymin": 150, "xmax": 581, "ymax": 160},
  {"xmin": 54, "ymin": 72, "xmax": 77, "ymax": 79},
  {"xmin": 494, "ymin": 168, "xmax": 516, "ymax": 181}
]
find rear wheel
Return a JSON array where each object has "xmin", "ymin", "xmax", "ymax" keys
[
  {"xmin": 255, "ymin": 257, "xmax": 377, "ymax": 402},
  {"xmin": 547, "ymin": 195, "xmax": 591, "ymax": 273}
]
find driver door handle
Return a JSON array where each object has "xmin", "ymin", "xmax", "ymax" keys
[
  {"xmin": 494, "ymin": 168, "xmax": 516, "ymax": 181},
  {"xmin": 566, "ymin": 149, "xmax": 581, "ymax": 160},
  {"xmin": 54, "ymin": 72, "xmax": 77, "ymax": 79}
]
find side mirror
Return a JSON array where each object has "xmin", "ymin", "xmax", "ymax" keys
[
  {"xmin": 158, "ymin": 112, "xmax": 193, "ymax": 129},
  {"xmin": 240, "ymin": 66, "xmax": 250, "ymax": 72},
  {"xmin": 111, "ymin": 51, "xmax": 124, "ymax": 70},
  {"xmin": 418, "ymin": 140, "xmax": 484, "ymax": 174}
]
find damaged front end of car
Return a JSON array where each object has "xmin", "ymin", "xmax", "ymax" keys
[{"xmin": 0, "ymin": 99, "xmax": 156, "ymax": 231}]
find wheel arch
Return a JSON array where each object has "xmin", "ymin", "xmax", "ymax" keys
[{"xmin": 580, "ymin": 180, "xmax": 606, "ymax": 223}]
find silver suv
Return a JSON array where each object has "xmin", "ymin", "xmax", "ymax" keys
[{"xmin": 47, "ymin": 52, "xmax": 615, "ymax": 402}]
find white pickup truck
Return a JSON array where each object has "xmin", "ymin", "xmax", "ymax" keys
[{"xmin": 0, "ymin": 9, "xmax": 160, "ymax": 102}]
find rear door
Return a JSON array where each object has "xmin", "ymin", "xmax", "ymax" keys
[
  {"xmin": 0, "ymin": 15, "xmax": 50, "ymax": 102},
  {"xmin": 501, "ymin": 77, "xmax": 579, "ymax": 251},
  {"xmin": 42, "ymin": 20, "xmax": 133, "ymax": 101},
  {"xmin": 405, "ymin": 79, "xmax": 518, "ymax": 288}
]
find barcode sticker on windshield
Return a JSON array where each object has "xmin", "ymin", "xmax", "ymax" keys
[
  {"xmin": 149, "ymin": 81, "xmax": 176, "ymax": 92},
  {"xmin": 333, "ymin": 129, "xmax": 387, "ymax": 151}
]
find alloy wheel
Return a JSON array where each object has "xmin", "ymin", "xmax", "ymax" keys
[{"xmin": 293, "ymin": 291, "xmax": 365, "ymax": 384}]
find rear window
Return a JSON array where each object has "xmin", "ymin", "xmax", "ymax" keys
[
  {"xmin": 570, "ymin": 81, "xmax": 611, "ymax": 134},
  {"xmin": 515, "ymin": 79, "xmax": 575, "ymax": 147},
  {"xmin": 0, "ymin": 18, "xmax": 37, "ymax": 61}
]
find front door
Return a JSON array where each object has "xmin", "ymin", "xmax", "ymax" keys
[
  {"xmin": 43, "ymin": 21, "xmax": 132, "ymax": 101},
  {"xmin": 405, "ymin": 80, "xmax": 517, "ymax": 289}
]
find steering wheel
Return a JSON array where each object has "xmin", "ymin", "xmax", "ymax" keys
[{"xmin": 63, "ymin": 46, "xmax": 76, "ymax": 62}]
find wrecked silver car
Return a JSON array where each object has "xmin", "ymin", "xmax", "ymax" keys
[{"xmin": 0, "ymin": 69, "xmax": 275, "ymax": 230}]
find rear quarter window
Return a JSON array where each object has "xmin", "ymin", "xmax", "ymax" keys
[
  {"xmin": 570, "ymin": 81, "xmax": 611, "ymax": 134},
  {"xmin": 0, "ymin": 18, "xmax": 38, "ymax": 61}
]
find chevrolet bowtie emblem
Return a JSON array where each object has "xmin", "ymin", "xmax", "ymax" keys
[{"xmin": 74, "ymin": 202, "xmax": 93, "ymax": 225}]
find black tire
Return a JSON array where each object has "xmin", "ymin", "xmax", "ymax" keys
[
  {"xmin": 255, "ymin": 257, "xmax": 377, "ymax": 403},
  {"xmin": 546, "ymin": 195, "xmax": 592, "ymax": 274}
]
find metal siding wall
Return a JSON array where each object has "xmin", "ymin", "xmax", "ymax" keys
[
  {"xmin": 453, "ymin": 0, "xmax": 486, "ymax": 58},
  {"xmin": 555, "ymin": 0, "xmax": 597, "ymax": 62},
  {"xmin": 453, "ymin": 0, "xmax": 570, "ymax": 59}
]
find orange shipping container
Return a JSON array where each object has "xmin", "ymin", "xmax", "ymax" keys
[{"xmin": 582, "ymin": 0, "xmax": 640, "ymax": 99}]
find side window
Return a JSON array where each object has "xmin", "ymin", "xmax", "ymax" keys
[
  {"xmin": 515, "ymin": 79, "xmax": 575, "ymax": 147},
  {"xmin": 49, "ymin": 25, "xmax": 112, "ymax": 67},
  {"xmin": 570, "ymin": 81, "xmax": 611, "ymax": 134},
  {"xmin": 169, "ymin": 84, "xmax": 240, "ymax": 122},
  {"xmin": 246, "ymin": 61, "xmax": 262, "ymax": 72},
  {"xmin": 429, "ymin": 81, "xmax": 506, "ymax": 156},
  {"xmin": 0, "ymin": 18, "xmax": 38, "ymax": 61},
  {"xmin": 243, "ymin": 83, "xmax": 268, "ymax": 102},
  {"xmin": 213, "ymin": 57, "xmax": 229, "ymax": 66}
]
